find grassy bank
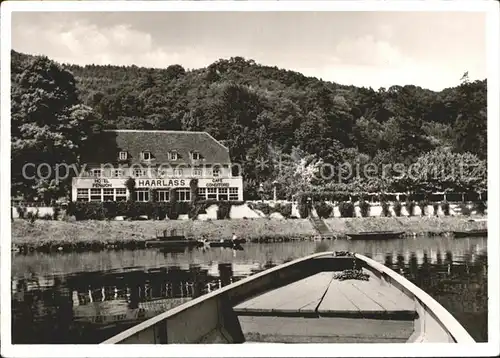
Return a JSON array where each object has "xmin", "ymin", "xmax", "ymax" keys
[
  {"xmin": 11, "ymin": 216, "xmax": 487, "ymax": 253},
  {"xmin": 324, "ymin": 216, "xmax": 487, "ymax": 236},
  {"xmin": 12, "ymin": 218, "xmax": 317, "ymax": 252}
]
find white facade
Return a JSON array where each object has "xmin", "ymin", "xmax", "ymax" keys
[
  {"xmin": 71, "ymin": 176, "xmax": 244, "ymax": 202},
  {"xmin": 71, "ymin": 130, "xmax": 244, "ymax": 203}
]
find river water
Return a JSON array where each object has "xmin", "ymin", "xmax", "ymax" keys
[{"xmin": 11, "ymin": 236, "xmax": 488, "ymax": 344}]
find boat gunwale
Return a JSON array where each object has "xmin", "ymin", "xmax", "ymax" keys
[
  {"xmin": 101, "ymin": 252, "xmax": 328, "ymax": 344},
  {"xmin": 101, "ymin": 251, "xmax": 475, "ymax": 344},
  {"xmin": 356, "ymin": 254, "xmax": 475, "ymax": 343}
]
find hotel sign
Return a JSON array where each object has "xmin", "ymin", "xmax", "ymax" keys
[
  {"xmin": 74, "ymin": 177, "xmax": 242, "ymax": 190},
  {"xmin": 206, "ymin": 178, "xmax": 230, "ymax": 188},
  {"xmin": 92, "ymin": 178, "xmax": 112, "ymax": 188},
  {"xmin": 135, "ymin": 179, "xmax": 189, "ymax": 188},
  {"xmin": 72, "ymin": 178, "xmax": 126, "ymax": 188}
]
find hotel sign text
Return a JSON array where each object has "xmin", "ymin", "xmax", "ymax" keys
[
  {"xmin": 92, "ymin": 178, "xmax": 112, "ymax": 188},
  {"xmin": 136, "ymin": 179, "xmax": 188, "ymax": 188},
  {"xmin": 206, "ymin": 178, "xmax": 230, "ymax": 187}
]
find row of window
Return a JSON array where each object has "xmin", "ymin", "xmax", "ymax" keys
[
  {"xmin": 76, "ymin": 187, "xmax": 240, "ymax": 202},
  {"xmin": 199, "ymin": 187, "xmax": 239, "ymax": 201},
  {"xmin": 119, "ymin": 151, "xmax": 201, "ymax": 161},
  {"xmin": 134, "ymin": 189, "xmax": 192, "ymax": 202},
  {"xmin": 76, "ymin": 188, "xmax": 127, "ymax": 202},
  {"xmin": 88, "ymin": 167, "xmax": 220, "ymax": 178}
]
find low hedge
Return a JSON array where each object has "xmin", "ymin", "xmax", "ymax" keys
[
  {"xmin": 381, "ymin": 201, "xmax": 391, "ymax": 217},
  {"xmin": 442, "ymin": 201, "xmax": 450, "ymax": 216},
  {"xmin": 273, "ymin": 203, "xmax": 292, "ymax": 218},
  {"xmin": 393, "ymin": 201, "xmax": 402, "ymax": 217},
  {"xmin": 67, "ymin": 200, "xmax": 245, "ymax": 221},
  {"xmin": 459, "ymin": 202, "xmax": 472, "ymax": 216},
  {"xmin": 299, "ymin": 191, "xmax": 351, "ymax": 202},
  {"xmin": 433, "ymin": 202, "xmax": 440, "ymax": 216},
  {"xmin": 475, "ymin": 201, "xmax": 487, "ymax": 215},
  {"xmin": 314, "ymin": 201, "xmax": 333, "ymax": 219},
  {"xmin": 16, "ymin": 206, "xmax": 27, "ymax": 219},
  {"xmin": 294, "ymin": 194, "xmax": 309, "ymax": 218},
  {"xmin": 217, "ymin": 201, "xmax": 232, "ymax": 220},
  {"xmin": 338, "ymin": 201, "xmax": 355, "ymax": 218},
  {"xmin": 248, "ymin": 202, "xmax": 293, "ymax": 218},
  {"xmin": 359, "ymin": 199, "xmax": 370, "ymax": 217},
  {"xmin": 248, "ymin": 202, "xmax": 272, "ymax": 216},
  {"xmin": 406, "ymin": 200, "xmax": 416, "ymax": 217},
  {"xmin": 418, "ymin": 200, "xmax": 430, "ymax": 216},
  {"xmin": 69, "ymin": 202, "xmax": 107, "ymax": 220}
]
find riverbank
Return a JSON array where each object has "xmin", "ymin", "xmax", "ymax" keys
[
  {"xmin": 11, "ymin": 216, "xmax": 487, "ymax": 253},
  {"xmin": 323, "ymin": 216, "xmax": 487, "ymax": 236},
  {"xmin": 11, "ymin": 218, "xmax": 317, "ymax": 252}
]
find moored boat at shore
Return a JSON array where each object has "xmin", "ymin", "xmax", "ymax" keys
[
  {"xmin": 145, "ymin": 229, "xmax": 203, "ymax": 248},
  {"xmin": 346, "ymin": 231, "xmax": 404, "ymax": 240},
  {"xmin": 452, "ymin": 229, "xmax": 487, "ymax": 238},
  {"xmin": 102, "ymin": 251, "xmax": 474, "ymax": 344},
  {"xmin": 145, "ymin": 239, "xmax": 202, "ymax": 248}
]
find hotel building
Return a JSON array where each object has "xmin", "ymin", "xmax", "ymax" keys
[{"xmin": 71, "ymin": 130, "xmax": 244, "ymax": 202}]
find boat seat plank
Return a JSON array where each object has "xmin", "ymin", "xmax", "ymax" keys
[
  {"xmin": 234, "ymin": 272, "xmax": 333, "ymax": 314},
  {"xmin": 238, "ymin": 316, "xmax": 414, "ymax": 343},
  {"xmin": 318, "ymin": 269, "xmax": 415, "ymax": 317},
  {"xmin": 313, "ymin": 277, "xmax": 359, "ymax": 314},
  {"xmin": 335, "ymin": 281, "xmax": 385, "ymax": 313},
  {"xmin": 350, "ymin": 271, "xmax": 415, "ymax": 312}
]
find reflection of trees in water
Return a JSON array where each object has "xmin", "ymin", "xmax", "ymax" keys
[
  {"xmin": 12, "ymin": 276, "xmax": 74, "ymax": 343},
  {"xmin": 12, "ymin": 262, "xmax": 245, "ymax": 343},
  {"xmin": 389, "ymin": 249, "xmax": 488, "ymax": 342},
  {"xmin": 218, "ymin": 263, "xmax": 233, "ymax": 287},
  {"xmin": 12, "ymin": 242, "xmax": 489, "ymax": 343},
  {"xmin": 384, "ymin": 253, "xmax": 393, "ymax": 268},
  {"xmin": 408, "ymin": 253, "xmax": 418, "ymax": 279},
  {"xmin": 436, "ymin": 250, "xmax": 443, "ymax": 266},
  {"xmin": 395, "ymin": 254, "xmax": 405, "ymax": 274},
  {"xmin": 419, "ymin": 251, "xmax": 431, "ymax": 289}
]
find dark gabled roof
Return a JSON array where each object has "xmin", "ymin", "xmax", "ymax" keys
[{"xmin": 81, "ymin": 130, "xmax": 231, "ymax": 165}]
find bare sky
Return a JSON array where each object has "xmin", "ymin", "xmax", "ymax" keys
[{"xmin": 11, "ymin": 11, "xmax": 486, "ymax": 91}]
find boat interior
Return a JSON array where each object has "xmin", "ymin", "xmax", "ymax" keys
[
  {"xmin": 103, "ymin": 252, "xmax": 472, "ymax": 344},
  {"xmin": 234, "ymin": 267, "xmax": 417, "ymax": 343}
]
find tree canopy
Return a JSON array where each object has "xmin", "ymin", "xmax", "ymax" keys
[
  {"xmin": 11, "ymin": 51, "xmax": 487, "ymax": 200},
  {"xmin": 11, "ymin": 54, "xmax": 101, "ymax": 202}
]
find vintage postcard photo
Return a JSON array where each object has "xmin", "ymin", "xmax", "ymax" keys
[{"xmin": 1, "ymin": 1, "xmax": 498, "ymax": 357}]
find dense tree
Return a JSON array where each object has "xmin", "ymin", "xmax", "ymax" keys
[
  {"xmin": 11, "ymin": 51, "xmax": 487, "ymax": 199},
  {"xmin": 395, "ymin": 149, "xmax": 486, "ymax": 193},
  {"xmin": 453, "ymin": 74, "xmax": 487, "ymax": 159},
  {"xmin": 11, "ymin": 55, "xmax": 101, "ymax": 202}
]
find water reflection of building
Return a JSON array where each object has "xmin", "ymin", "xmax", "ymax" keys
[
  {"xmin": 71, "ymin": 130, "xmax": 244, "ymax": 203},
  {"xmin": 11, "ymin": 238, "xmax": 488, "ymax": 344},
  {"xmin": 66, "ymin": 263, "xmax": 250, "ymax": 309}
]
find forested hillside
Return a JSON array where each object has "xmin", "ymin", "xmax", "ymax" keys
[{"xmin": 11, "ymin": 50, "xmax": 487, "ymax": 201}]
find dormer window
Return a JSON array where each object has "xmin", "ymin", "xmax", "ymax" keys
[
  {"xmin": 134, "ymin": 168, "xmax": 146, "ymax": 178},
  {"xmin": 212, "ymin": 166, "xmax": 220, "ymax": 177},
  {"xmin": 168, "ymin": 151, "xmax": 178, "ymax": 161},
  {"xmin": 173, "ymin": 168, "xmax": 183, "ymax": 177},
  {"xmin": 119, "ymin": 151, "xmax": 128, "ymax": 160},
  {"xmin": 113, "ymin": 169, "xmax": 124, "ymax": 178},
  {"xmin": 193, "ymin": 167, "xmax": 202, "ymax": 176},
  {"xmin": 91, "ymin": 169, "xmax": 102, "ymax": 177},
  {"xmin": 142, "ymin": 151, "xmax": 152, "ymax": 161},
  {"xmin": 191, "ymin": 151, "xmax": 200, "ymax": 160}
]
